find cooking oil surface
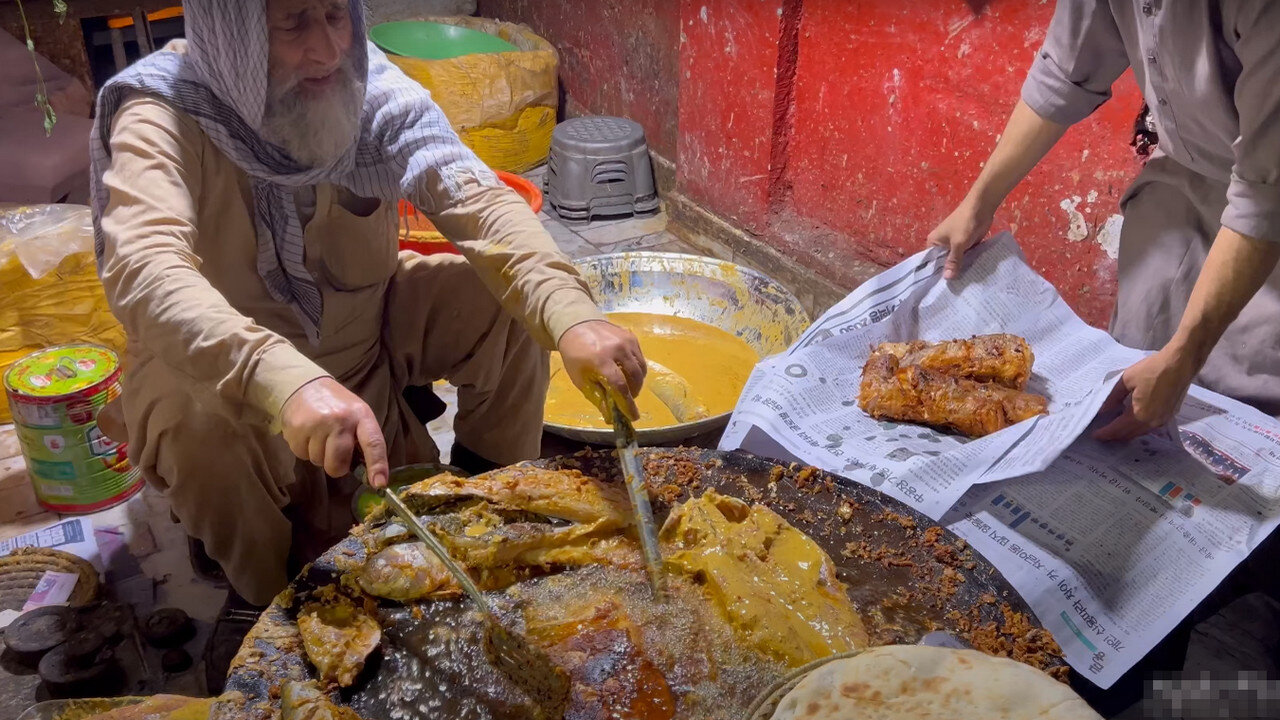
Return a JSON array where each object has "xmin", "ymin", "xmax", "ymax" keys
[{"xmin": 348, "ymin": 566, "xmax": 786, "ymax": 719}]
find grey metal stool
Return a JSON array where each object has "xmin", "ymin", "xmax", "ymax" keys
[{"xmin": 544, "ymin": 116, "xmax": 659, "ymax": 224}]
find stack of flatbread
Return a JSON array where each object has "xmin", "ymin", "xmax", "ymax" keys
[{"xmin": 765, "ymin": 645, "xmax": 1099, "ymax": 720}]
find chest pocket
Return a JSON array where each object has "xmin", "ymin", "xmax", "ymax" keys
[{"xmin": 318, "ymin": 187, "xmax": 398, "ymax": 291}]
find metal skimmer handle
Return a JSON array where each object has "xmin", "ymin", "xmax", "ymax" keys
[{"xmin": 610, "ymin": 399, "xmax": 665, "ymax": 596}]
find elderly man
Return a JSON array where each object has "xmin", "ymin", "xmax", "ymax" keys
[
  {"xmin": 90, "ymin": 0, "xmax": 646, "ymax": 614},
  {"xmin": 929, "ymin": 1, "xmax": 1280, "ymax": 434}
]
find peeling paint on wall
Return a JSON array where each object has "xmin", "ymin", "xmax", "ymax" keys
[
  {"xmin": 1059, "ymin": 196, "xmax": 1088, "ymax": 241},
  {"xmin": 1096, "ymin": 213, "xmax": 1124, "ymax": 259}
]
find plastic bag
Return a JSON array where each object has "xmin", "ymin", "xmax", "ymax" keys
[
  {"xmin": 0, "ymin": 203, "xmax": 94, "ymax": 279},
  {"xmin": 385, "ymin": 16, "xmax": 558, "ymax": 172},
  {"xmin": 0, "ymin": 204, "xmax": 126, "ymax": 423}
]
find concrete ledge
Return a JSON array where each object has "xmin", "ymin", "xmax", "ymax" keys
[{"xmin": 664, "ymin": 191, "xmax": 848, "ymax": 320}]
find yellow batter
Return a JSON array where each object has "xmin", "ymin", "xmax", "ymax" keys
[
  {"xmin": 546, "ymin": 312, "xmax": 759, "ymax": 429},
  {"xmin": 660, "ymin": 491, "xmax": 869, "ymax": 665}
]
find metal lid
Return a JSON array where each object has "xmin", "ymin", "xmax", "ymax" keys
[{"xmin": 4, "ymin": 344, "xmax": 120, "ymax": 400}]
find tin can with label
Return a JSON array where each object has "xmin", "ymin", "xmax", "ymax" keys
[{"xmin": 4, "ymin": 344, "xmax": 142, "ymax": 513}]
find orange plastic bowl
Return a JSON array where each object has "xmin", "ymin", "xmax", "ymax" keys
[{"xmin": 398, "ymin": 170, "xmax": 543, "ymax": 255}]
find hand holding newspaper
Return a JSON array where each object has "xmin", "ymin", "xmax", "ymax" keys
[{"xmin": 722, "ymin": 233, "xmax": 1280, "ymax": 686}]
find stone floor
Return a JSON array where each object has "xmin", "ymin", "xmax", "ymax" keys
[{"xmin": 0, "ymin": 173, "xmax": 698, "ymax": 715}]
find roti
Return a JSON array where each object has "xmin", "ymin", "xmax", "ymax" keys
[{"xmin": 769, "ymin": 645, "xmax": 1099, "ymax": 720}]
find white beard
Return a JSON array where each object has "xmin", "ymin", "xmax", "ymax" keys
[{"xmin": 261, "ymin": 60, "xmax": 364, "ymax": 169}]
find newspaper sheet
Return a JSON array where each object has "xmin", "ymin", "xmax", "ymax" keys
[
  {"xmin": 721, "ymin": 233, "xmax": 1280, "ymax": 687},
  {"xmin": 0, "ymin": 516, "xmax": 100, "ymax": 569}
]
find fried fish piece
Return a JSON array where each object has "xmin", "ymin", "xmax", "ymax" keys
[
  {"xmin": 646, "ymin": 360, "xmax": 712, "ymax": 423},
  {"xmin": 396, "ymin": 467, "xmax": 634, "ymax": 529},
  {"xmin": 355, "ymin": 468, "xmax": 649, "ymax": 603},
  {"xmin": 876, "ymin": 334, "xmax": 1034, "ymax": 390},
  {"xmin": 358, "ymin": 532, "xmax": 645, "ymax": 602},
  {"xmin": 858, "ymin": 351, "xmax": 1048, "ymax": 438},
  {"xmin": 296, "ymin": 597, "xmax": 381, "ymax": 687},
  {"xmin": 357, "ymin": 541, "xmax": 457, "ymax": 601},
  {"xmin": 281, "ymin": 680, "xmax": 365, "ymax": 720}
]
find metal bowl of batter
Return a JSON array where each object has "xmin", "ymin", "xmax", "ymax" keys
[{"xmin": 545, "ymin": 252, "xmax": 810, "ymax": 445}]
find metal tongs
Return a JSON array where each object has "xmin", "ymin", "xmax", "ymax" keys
[
  {"xmin": 378, "ymin": 487, "xmax": 570, "ymax": 718},
  {"xmin": 607, "ymin": 395, "xmax": 666, "ymax": 597}
]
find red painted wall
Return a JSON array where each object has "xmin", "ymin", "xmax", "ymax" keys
[
  {"xmin": 479, "ymin": 0, "xmax": 1144, "ymax": 327},
  {"xmin": 476, "ymin": 0, "xmax": 681, "ymax": 159},
  {"xmin": 774, "ymin": 0, "xmax": 1142, "ymax": 325},
  {"xmin": 675, "ymin": 0, "xmax": 788, "ymax": 234}
]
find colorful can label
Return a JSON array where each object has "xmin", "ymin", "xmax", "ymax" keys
[{"xmin": 4, "ymin": 344, "xmax": 142, "ymax": 513}]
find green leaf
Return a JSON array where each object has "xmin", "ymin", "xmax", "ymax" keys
[{"xmin": 53, "ymin": 0, "xmax": 68, "ymax": 22}]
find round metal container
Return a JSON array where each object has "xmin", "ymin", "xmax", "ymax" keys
[
  {"xmin": 546, "ymin": 252, "xmax": 811, "ymax": 444},
  {"xmin": 4, "ymin": 344, "xmax": 141, "ymax": 513}
]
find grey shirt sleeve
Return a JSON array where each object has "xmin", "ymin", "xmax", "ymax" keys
[
  {"xmin": 1221, "ymin": 3, "xmax": 1280, "ymax": 243},
  {"xmin": 1020, "ymin": 0, "xmax": 1131, "ymax": 126}
]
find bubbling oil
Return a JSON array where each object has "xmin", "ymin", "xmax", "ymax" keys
[{"xmin": 347, "ymin": 565, "xmax": 786, "ymax": 720}]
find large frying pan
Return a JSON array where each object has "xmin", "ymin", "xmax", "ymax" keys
[{"xmin": 215, "ymin": 448, "xmax": 1064, "ymax": 719}]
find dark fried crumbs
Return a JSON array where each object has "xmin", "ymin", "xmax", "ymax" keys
[{"xmin": 875, "ymin": 510, "xmax": 918, "ymax": 531}]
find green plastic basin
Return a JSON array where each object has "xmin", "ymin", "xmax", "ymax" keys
[{"xmin": 369, "ymin": 20, "xmax": 517, "ymax": 60}]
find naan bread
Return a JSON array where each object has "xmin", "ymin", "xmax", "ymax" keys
[{"xmin": 769, "ymin": 645, "xmax": 1099, "ymax": 720}]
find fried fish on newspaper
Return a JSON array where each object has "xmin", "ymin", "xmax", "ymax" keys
[
  {"xmin": 858, "ymin": 350, "xmax": 1047, "ymax": 438},
  {"xmin": 875, "ymin": 334, "xmax": 1034, "ymax": 390}
]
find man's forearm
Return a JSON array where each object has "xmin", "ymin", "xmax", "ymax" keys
[
  {"xmin": 963, "ymin": 100, "xmax": 1069, "ymax": 214},
  {"xmin": 429, "ymin": 182, "xmax": 604, "ymax": 349},
  {"xmin": 1169, "ymin": 227, "xmax": 1280, "ymax": 369}
]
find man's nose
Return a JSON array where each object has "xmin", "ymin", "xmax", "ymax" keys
[{"xmin": 304, "ymin": 20, "xmax": 346, "ymax": 68}]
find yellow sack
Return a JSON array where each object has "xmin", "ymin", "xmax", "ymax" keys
[
  {"xmin": 385, "ymin": 16, "xmax": 558, "ymax": 173},
  {"xmin": 0, "ymin": 204, "xmax": 126, "ymax": 423},
  {"xmin": 460, "ymin": 105, "xmax": 557, "ymax": 176}
]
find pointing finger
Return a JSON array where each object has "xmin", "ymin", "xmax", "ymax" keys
[{"xmin": 356, "ymin": 417, "xmax": 389, "ymax": 489}]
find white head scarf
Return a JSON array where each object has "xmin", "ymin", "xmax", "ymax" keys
[{"xmin": 90, "ymin": 0, "xmax": 498, "ymax": 342}]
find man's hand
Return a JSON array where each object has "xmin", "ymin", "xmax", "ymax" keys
[
  {"xmin": 926, "ymin": 200, "xmax": 993, "ymax": 279},
  {"xmin": 557, "ymin": 320, "xmax": 646, "ymax": 421},
  {"xmin": 1094, "ymin": 226, "xmax": 1280, "ymax": 442},
  {"xmin": 925, "ymin": 100, "xmax": 1069, "ymax": 279},
  {"xmin": 1093, "ymin": 348, "xmax": 1198, "ymax": 442},
  {"xmin": 280, "ymin": 377, "xmax": 390, "ymax": 488}
]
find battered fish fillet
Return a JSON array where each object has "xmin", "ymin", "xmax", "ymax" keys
[
  {"xmin": 355, "ymin": 469, "xmax": 645, "ymax": 602},
  {"xmin": 646, "ymin": 360, "xmax": 712, "ymax": 422},
  {"xmin": 396, "ymin": 468, "xmax": 634, "ymax": 529},
  {"xmin": 357, "ymin": 541, "xmax": 456, "ymax": 601},
  {"xmin": 296, "ymin": 598, "xmax": 381, "ymax": 687},
  {"xmin": 281, "ymin": 681, "xmax": 365, "ymax": 720},
  {"xmin": 858, "ymin": 351, "xmax": 1048, "ymax": 438},
  {"xmin": 877, "ymin": 334, "xmax": 1034, "ymax": 390}
]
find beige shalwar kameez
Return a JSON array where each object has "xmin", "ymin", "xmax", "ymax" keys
[{"xmin": 97, "ymin": 95, "xmax": 604, "ymax": 604}]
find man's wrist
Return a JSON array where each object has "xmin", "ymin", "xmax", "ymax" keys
[
  {"xmin": 1165, "ymin": 329, "xmax": 1214, "ymax": 378},
  {"xmin": 245, "ymin": 345, "xmax": 331, "ymax": 431},
  {"xmin": 963, "ymin": 188, "xmax": 1001, "ymax": 220}
]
